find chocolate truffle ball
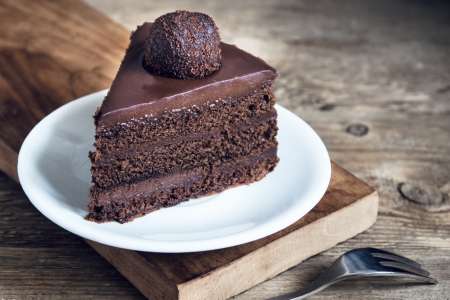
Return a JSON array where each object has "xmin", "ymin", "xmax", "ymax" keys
[{"xmin": 143, "ymin": 10, "xmax": 222, "ymax": 79}]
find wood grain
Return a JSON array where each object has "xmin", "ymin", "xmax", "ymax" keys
[
  {"xmin": 0, "ymin": 0, "xmax": 128, "ymax": 179},
  {"xmin": 0, "ymin": 0, "xmax": 449, "ymax": 299}
]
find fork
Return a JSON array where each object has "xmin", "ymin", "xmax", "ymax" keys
[{"xmin": 270, "ymin": 247, "xmax": 437, "ymax": 300}]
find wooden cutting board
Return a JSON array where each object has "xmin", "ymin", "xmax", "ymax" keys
[{"xmin": 0, "ymin": 1, "xmax": 378, "ymax": 299}]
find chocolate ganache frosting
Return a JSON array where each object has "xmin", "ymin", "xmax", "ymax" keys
[{"xmin": 96, "ymin": 22, "xmax": 277, "ymax": 127}]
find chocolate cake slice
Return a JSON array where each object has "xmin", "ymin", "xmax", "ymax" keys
[{"xmin": 88, "ymin": 11, "xmax": 279, "ymax": 223}]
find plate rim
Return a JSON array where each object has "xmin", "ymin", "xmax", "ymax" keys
[{"xmin": 18, "ymin": 89, "xmax": 331, "ymax": 253}]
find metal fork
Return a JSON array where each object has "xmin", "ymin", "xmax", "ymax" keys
[{"xmin": 270, "ymin": 247, "xmax": 437, "ymax": 300}]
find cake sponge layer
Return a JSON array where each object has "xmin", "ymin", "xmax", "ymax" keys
[
  {"xmin": 88, "ymin": 148, "xmax": 278, "ymax": 223},
  {"xmin": 94, "ymin": 82, "xmax": 274, "ymax": 151},
  {"xmin": 91, "ymin": 114, "xmax": 277, "ymax": 190}
]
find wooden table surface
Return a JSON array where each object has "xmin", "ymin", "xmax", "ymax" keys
[{"xmin": 1, "ymin": 0, "xmax": 449, "ymax": 299}]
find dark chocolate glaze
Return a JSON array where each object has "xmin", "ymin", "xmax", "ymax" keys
[{"xmin": 97, "ymin": 23, "xmax": 277, "ymax": 126}]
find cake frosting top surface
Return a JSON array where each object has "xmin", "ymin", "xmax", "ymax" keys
[{"xmin": 98, "ymin": 22, "xmax": 276, "ymax": 124}]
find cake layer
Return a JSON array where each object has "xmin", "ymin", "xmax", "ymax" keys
[
  {"xmin": 88, "ymin": 148, "xmax": 278, "ymax": 223},
  {"xmin": 96, "ymin": 23, "xmax": 277, "ymax": 126},
  {"xmin": 91, "ymin": 116, "xmax": 277, "ymax": 190},
  {"xmin": 94, "ymin": 81, "xmax": 274, "ymax": 151},
  {"xmin": 95, "ymin": 111, "xmax": 275, "ymax": 159}
]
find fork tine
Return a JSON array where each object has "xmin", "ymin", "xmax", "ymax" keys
[
  {"xmin": 378, "ymin": 260, "xmax": 435, "ymax": 280},
  {"xmin": 368, "ymin": 248, "xmax": 422, "ymax": 268},
  {"xmin": 371, "ymin": 252, "xmax": 428, "ymax": 275}
]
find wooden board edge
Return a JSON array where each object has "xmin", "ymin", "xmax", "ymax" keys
[
  {"xmin": 178, "ymin": 190, "xmax": 379, "ymax": 300},
  {"xmin": 86, "ymin": 240, "xmax": 180, "ymax": 299}
]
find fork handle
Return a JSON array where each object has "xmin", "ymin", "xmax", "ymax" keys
[{"xmin": 269, "ymin": 272, "xmax": 437, "ymax": 299}]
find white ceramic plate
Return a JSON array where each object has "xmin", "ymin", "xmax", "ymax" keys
[{"xmin": 18, "ymin": 90, "xmax": 331, "ymax": 253}]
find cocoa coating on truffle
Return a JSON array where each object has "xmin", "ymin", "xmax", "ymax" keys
[{"xmin": 143, "ymin": 10, "xmax": 222, "ymax": 79}]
